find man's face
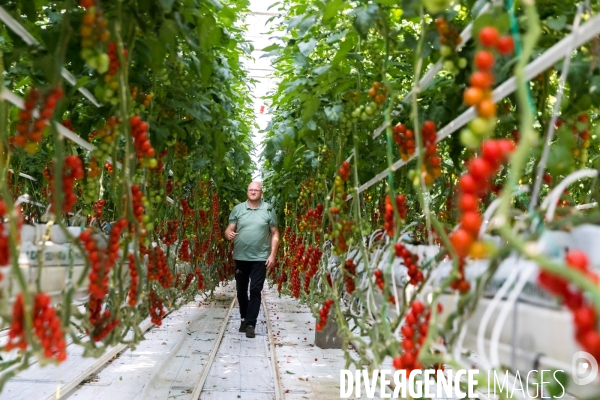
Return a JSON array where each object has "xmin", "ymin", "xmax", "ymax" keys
[{"xmin": 247, "ymin": 184, "xmax": 262, "ymax": 201}]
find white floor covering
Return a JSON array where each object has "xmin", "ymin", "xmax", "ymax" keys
[{"xmin": 3, "ymin": 282, "xmax": 551, "ymax": 400}]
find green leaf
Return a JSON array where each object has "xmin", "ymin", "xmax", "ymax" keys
[
  {"xmin": 324, "ymin": 105, "xmax": 343, "ymax": 121},
  {"xmin": 332, "ymin": 32, "xmax": 357, "ymax": 65},
  {"xmin": 313, "ymin": 65, "xmax": 330, "ymax": 75},
  {"xmin": 326, "ymin": 30, "xmax": 347, "ymax": 44},
  {"xmin": 158, "ymin": 0, "xmax": 175, "ymax": 12},
  {"xmin": 262, "ymin": 43, "xmax": 281, "ymax": 52},
  {"xmin": 298, "ymin": 15, "xmax": 317, "ymax": 37},
  {"xmin": 160, "ymin": 20, "xmax": 179, "ymax": 56},
  {"xmin": 323, "ymin": 0, "xmax": 347, "ymax": 23},
  {"xmin": 351, "ymin": 4, "xmax": 379, "ymax": 38},
  {"xmin": 374, "ymin": 0, "xmax": 397, "ymax": 5},
  {"xmin": 546, "ymin": 15, "xmax": 567, "ymax": 31},
  {"xmin": 298, "ymin": 39, "xmax": 317, "ymax": 57},
  {"xmin": 302, "ymin": 96, "xmax": 320, "ymax": 122}
]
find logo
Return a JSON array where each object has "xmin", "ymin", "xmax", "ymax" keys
[{"xmin": 572, "ymin": 351, "xmax": 598, "ymax": 386}]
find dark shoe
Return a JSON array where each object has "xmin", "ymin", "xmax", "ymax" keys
[
  {"xmin": 239, "ymin": 320, "xmax": 247, "ymax": 332},
  {"xmin": 246, "ymin": 325, "xmax": 255, "ymax": 338}
]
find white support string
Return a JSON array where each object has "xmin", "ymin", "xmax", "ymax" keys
[
  {"xmin": 0, "ymin": 6, "xmax": 101, "ymax": 108},
  {"xmin": 8, "ymin": 169, "xmax": 37, "ymax": 182},
  {"xmin": 356, "ymin": 11, "xmax": 600, "ymax": 195}
]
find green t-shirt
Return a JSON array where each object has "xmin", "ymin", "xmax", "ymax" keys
[{"xmin": 228, "ymin": 200, "xmax": 278, "ymax": 261}]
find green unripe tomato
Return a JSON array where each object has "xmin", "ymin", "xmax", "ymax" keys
[
  {"xmin": 360, "ymin": 112, "xmax": 368, "ymax": 121},
  {"xmin": 460, "ymin": 128, "xmax": 479, "ymax": 149},
  {"xmin": 469, "ymin": 117, "xmax": 489, "ymax": 136},
  {"xmin": 97, "ymin": 53, "xmax": 110, "ymax": 74},
  {"xmin": 457, "ymin": 58, "xmax": 468, "ymax": 69},
  {"xmin": 443, "ymin": 60, "xmax": 455, "ymax": 72},
  {"xmin": 440, "ymin": 45, "xmax": 452, "ymax": 57}
]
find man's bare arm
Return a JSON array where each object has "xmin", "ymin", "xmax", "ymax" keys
[
  {"xmin": 224, "ymin": 223, "xmax": 237, "ymax": 241},
  {"xmin": 266, "ymin": 226, "xmax": 279, "ymax": 268}
]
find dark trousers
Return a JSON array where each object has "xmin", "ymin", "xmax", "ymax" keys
[{"xmin": 235, "ymin": 260, "xmax": 267, "ymax": 326}]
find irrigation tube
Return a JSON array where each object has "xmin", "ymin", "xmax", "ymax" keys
[
  {"xmin": 0, "ymin": 6, "xmax": 101, "ymax": 108},
  {"xmin": 476, "ymin": 265, "xmax": 520, "ymax": 368},
  {"xmin": 357, "ymin": 11, "xmax": 600, "ymax": 195},
  {"xmin": 489, "ymin": 263, "xmax": 536, "ymax": 368}
]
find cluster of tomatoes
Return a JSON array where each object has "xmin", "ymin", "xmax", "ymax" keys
[
  {"xmin": 90, "ymin": 310, "xmax": 121, "ymax": 342},
  {"xmin": 436, "ymin": 18, "xmax": 465, "ymax": 74},
  {"xmin": 161, "ymin": 220, "xmax": 178, "ymax": 246},
  {"xmin": 6, "ymin": 293, "xmax": 67, "ymax": 361},
  {"xmin": 539, "ymin": 250, "xmax": 600, "ymax": 361},
  {"xmin": 450, "ymin": 139, "xmax": 515, "ymax": 259},
  {"xmin": 0, "ymin": 202, "xmax": 13, "ymax": 276},
  {"xmin": 178, "ymin": 238, "xmax": 191, "ymax": 262},
  {"xmin": 383, "ymin": 194, "xmax": 407, "ymax": 237},
  {"xmin": 131, "ymin": 184, "xmax": 145, "ymax": 226},
  {"xmin": 315, "ymin": 299, "xmax": 334, "ymax": 331},
  {"xmin": 392, "ymin": 123, "xmax": 416, "ymax": 162},
  {"xmin": 329, "ymin": 176, "xmax": 347, "ymax": 215},
  {"xmin": 130, "ymin": 87, "xmax": 153, "ymax": 114},
  {"xmin": 100, "ymin": 42, "xmax": 127, "ymax": 104},
  {"xmin": 182, "ymin": 273, "xmax": 195, "ymax": 291},
  {"xmin": 373, "ymin": 269, "xmax": 385, "ymax": 291},
  {"xmin": 206, "ymin": 249, "xmax": 215, "ymax": 265},
  {"xmin": 298, "ymin": 178, "xmax": 316, "ymax": 209},
  {"xmin": 461, "ymin": 27, "xmax": 514, "ymax": 147},
  {"xmin": 83, "ymin": 157, "xmax": 102, "ymax": 204},
  {"xmin": 79, "ymin": 0, "xmax": 110, "ymax": 72},
  {"xmin": 129, "ymin": 116, "xmax": 157, "ymax": 167},
  {"xmin": 367, "ymin": 81, "xmax": 387, "ymax": 105},
  {"xmin": 92, "ymin": 199, "xmax": 105, "ymax": 221},
  {"xmin": 393, "ymin": 301, "xmax": 440, "ymax": 374},
  {"xmin": 338, "ymin": 160, "xmax": 351, "ymax": 181},
  {"xmin": 394, "ymin": 243, "xmax": 424, "ymax": 286},
  {"xmin": 289, "ymin": 243, "xmax": 306, "ymax": 298},
  {"xmin": 148, "ymin": 291, "xmax": 166, "ymax": 326},
  {"xmin": 81, "ymin": 219, "xmax": 126, "ymax": 323},
  {"xmin": 344, "ymin": 258, "xmax": 357, "ymax": 294},
  {"xmin": 212, "ymin": 194, "xmax": 221, "ymax": 242},
  {"xmin": 13, "ymin": 87, "xmax": 62, "ymax": 153},
  {"xmin": 90, "ymin": 117, "xmax": 118, "ymax": 161},
  {"xmin": 181, "ymin": 199, "xmax": 194, "ymax": 217},
  {"xmin": 127, "ymin": 254, "xmax": 138, "ymax": 306},
  {"xmin": 557, "ymin": 114, "xmax": 592, "ymax": 165},
  {"xmin": 50, "ymin": 155, "xmax": 84, "ymax": 214},
  {"xmin": 302, "ymin": 246, "xmax": 323, "ymax": 294},
  {"xmin": 299, "ymin": 204, "xmax": 323, "ymax": 232},
  {"xmin": 195, "ymin": 267, "xmax": 206, "ymax": 290},
  {"xmin": 290, "ymin": 265, "xmax": 301, "ymax": 298},
  {"xmin": 419, "ymin": 121, "xmax": 442, "ymax": 185},
  {"xmin": 148, "ymin": 246, "xmax": 173, "ymax": 289}
]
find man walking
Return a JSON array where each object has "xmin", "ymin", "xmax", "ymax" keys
[{"xmin": 225, "ymin": 181, "xmax": 279, "ymax": 338}]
